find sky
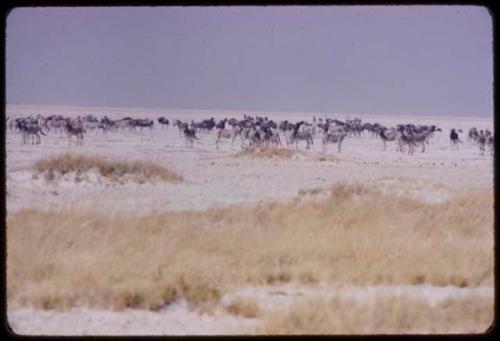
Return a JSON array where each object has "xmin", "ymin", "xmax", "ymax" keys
[{"xmin": 5, "ymin": 6, "xmax": 493, "ymax": 116}]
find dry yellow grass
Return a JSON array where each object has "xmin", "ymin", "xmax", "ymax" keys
[
  {"xmin": 225, "ymin": 298, "xmax": 260, "ymax": 318},
  {"xmin": 6, "ymin": 184, "xmax": 493, "ymax": 313},
  {"xmin": 233, "ymin": 147, "xmax": 338, "ymax": 162},
  {"xmin": 310, "ymin": 154, "xmax": 339, "ymax": 162},
  {"xmin": 32, "ymin": 153, "xmax": 183, "ymax": 184},
  {"xmin": 257, "ymin": 295, "xmax": 493, "ymax": 334},
  {"xmin": 232, "ymin": 147, "xmax": 301, "ymax": 159},
  {"xmin": 298, "ymin": 187, "xmax": 323, "ymax": 196}
]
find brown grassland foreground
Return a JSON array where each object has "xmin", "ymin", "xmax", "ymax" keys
[
  {"xmin": 32, "ymin": 153, "xmax": 183, "ymax": 184},
  {"xmin": 7, "ymin": 183, "xmax": 494, "ymax": 332},
  {"xmin": 257, "ymin": 295, "xmax": 493, "ymax": 334}
]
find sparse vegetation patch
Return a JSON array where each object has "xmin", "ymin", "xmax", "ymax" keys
[
  {"xmin": 232, "ymin": 147, "xmax": 301, "ymax": 160},
  {"xmin": 32, "ymin": 153, "xmax": 183, "ymax": 184},
  {"xmin": 7, "ymin": 184, "xmax": 493, "ymax": 316},
  {"xmin": 257, "ymin": 295, "xmax": 493, "ymax": 334}
]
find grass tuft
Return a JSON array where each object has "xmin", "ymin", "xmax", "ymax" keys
[
  {"xmin": 298, "ymin": 188, "xmax": 323, "ymax": 197},
  {"xmin": 225, "ymin": 298, "xmax": 260, "ymax": 318},
  {"xmin": 178, "ymin": 275, "xmax": 221, "ymax": 309},
  {"xmin": 32, "ymin": 153, "xmax": 183, "ymax": 184},
  {"xmin": 232, "ymin": 147, "xmax": 301, "ymax": 160},
  {"xmin": 312, "ymin": 154, "xmax": 339, "ymax": 162},
  {"xmin": 232, "ymin": 147, "xmax": 338, "ymax": 162}
]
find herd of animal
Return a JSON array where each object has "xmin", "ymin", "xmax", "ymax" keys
[{"xmin": 6, "ymin": 113, "xmax": 494, "ymax": 156}]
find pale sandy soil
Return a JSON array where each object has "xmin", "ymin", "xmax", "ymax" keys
[
  {"xmin": 6, "ymin": 107, "xmax": 493, "ymax": 215},
  {"xmin": 221, "ymin": 283, "xmax": 494, "ymax": 311},
  {"xmin": 8, "ymin": 301, "xmax": 259, "ymax": 336},
  {"xmin": 8, "ymin": 284, "xmax": 493, "ymax": 336},
  {"xmin": 6, "ymin": 105, "xmax": 494, "ymax": 335}
]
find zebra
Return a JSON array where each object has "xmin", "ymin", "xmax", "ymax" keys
[
  {"xmin": 64, "ymin": 119, "xmax": 86, "ymax": 145},
  {"xmin": 183, "ymin": 124, "xmax": 199, "ymax": 148},
  {"xmin": 236, "ymin": 127, "xmax": 254, "ymax": 149},
  {"xmin": 255, "ymin": 127, "xmax": 280, "ymax": 148},
  {"xmin": 379, "ymin": 128, "xmax": 401, "ymax": 151},
  {"xmin": 46, "ymin": 116, "xmax": 67, "ymax": 135},
  {"xmin": 285, "ymin": 121, "xmax": 313, "ymax": 149},
  {"xmin": 468, "ymin": 127, "xmax": 478, "ymax": 145},
  {"xmin": 173, "ymin": 120, "xmax": 185, "ymax": 137},
  {"xmin": 477, "ymin": 131, "xmax": 487, "ymax": 155},
  {"xmin": 247, "ymin": 128, "xmax": 260, "ymax": 149},
  {"xmin": 322, "ymin": 130, "xmax": 347, "ymax": 153},
  {"xmin": 16, "ymin": 120, "xmax": 46, "ymax": 144},
  {"xmin": 83, "ymin": 120, "xmax": 109, "ymax": 134},
  {"xmin": 268, "ymin": 127, "xmax": 281, "ymax": 146},
  {"xmin": 486, "ymin": 135, "xmax": 494, "ymax": 156},
  {"xmin": 215, "ymin": 127, "xmax": 240, "ymax": 150},
  {"xmin": 398, "ymin": 131, "xmax": 418, "ymax": 155},
  {"xmin": 405, "ymin": 130, "xmax": 432, "ymax": 153},
  {"xmin": 111, "ymin": 118, "xmax": 134, "ymax": 132},
  {"xmin": 7, "ymin": 116, "xmax": 18, "ymax": 132}
]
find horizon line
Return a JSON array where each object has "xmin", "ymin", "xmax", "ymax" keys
[{"xmin": 5, "ymin": 103, "xmax": 493, "ymax": 120}]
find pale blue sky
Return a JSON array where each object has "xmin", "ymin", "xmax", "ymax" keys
[{"xmin": 6, "ymin": 6, "xmax": 493, "ymax": 116}]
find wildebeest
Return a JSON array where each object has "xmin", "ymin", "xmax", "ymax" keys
[
  {"xmin": 134, "ymin": 118, "xmax": 154, "ymax": 132},
  {"xmin": 450, "ymin": 128, "xmax": 461, "ymax": 149},
  {"xmin": 158, "ymin": 117, "xmax": 170, "ymax": 128}
]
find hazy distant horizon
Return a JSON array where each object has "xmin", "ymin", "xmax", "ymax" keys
[
  {"xmin": 6, "ymin": 103, "xmax": 492, "ymax": 122},
  {"xmin": 6, "ymin": 6, "xmax": 493, "ymax": 117}
]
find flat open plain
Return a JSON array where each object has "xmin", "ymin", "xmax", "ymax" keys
[{"xmin": 6, "ymin": 105, "xmax": 495, "ymax": 335}]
